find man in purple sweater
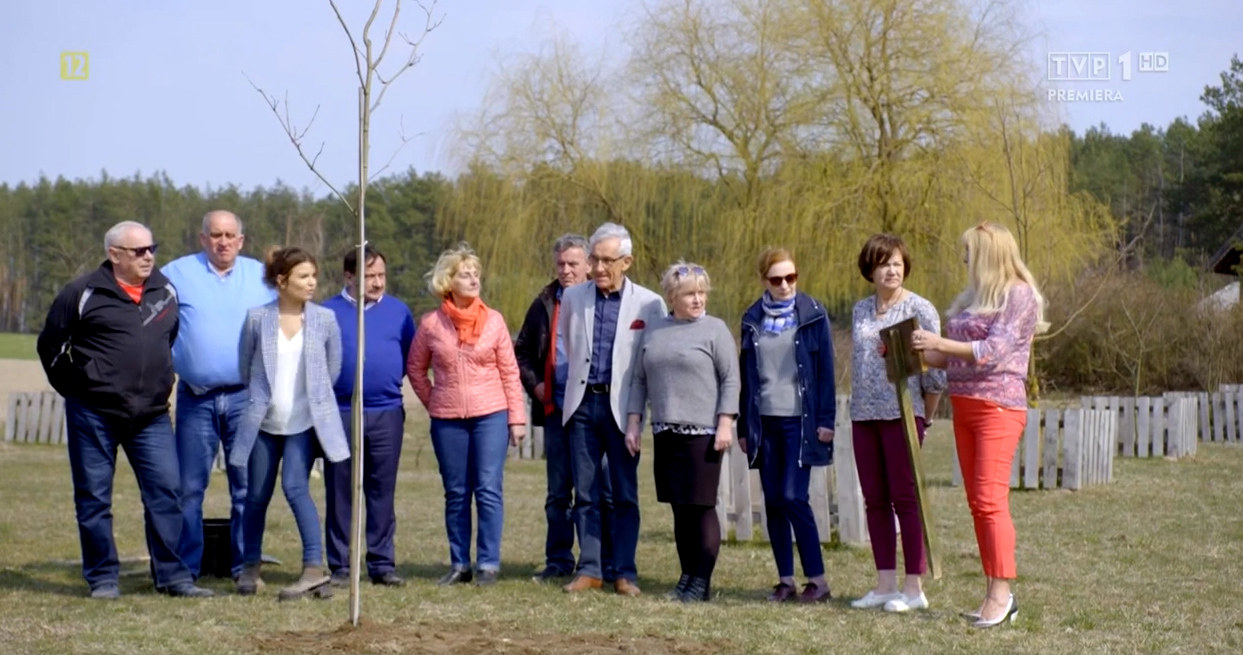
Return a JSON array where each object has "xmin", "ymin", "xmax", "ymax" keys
[{"xmin": 322, "ymin": 245, "xmax": 416, "ymax": 587}]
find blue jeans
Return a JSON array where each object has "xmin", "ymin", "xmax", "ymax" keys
[
  {"xmin": 324, "ymin": 407, "xmax": 404, "ymax": 577},
  {"xmin": 567, "ymin": 393, "xmax": 639, "ymax": 582},
  {"xmin": 758, "ymin": 416, "xmax": 825, "ymax": 578},
  {"xmin": 429, "ymin": 411, "xmax": 510, "ymax": 571},
  {"xmin": 174, "ymin": 382, "xmax": 249, "ymax": 578},
  {"xmin": 63, "ymin": 399, "xmax": 192, "ymax": 591},
  {"xmin": 242, "ymin": 429, "xmax": 323, "ymax": 566},
  {"xmin": 544, "ymin": 409, "xmax": 615, "ymax": 577}
]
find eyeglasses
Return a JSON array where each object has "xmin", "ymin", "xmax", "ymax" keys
[
  {"xmin": 113, "ymin": 244, "xmax": 159, "ymax": 257},
  {"xmin": 674, "ymin": 265, "xmax": 705, "ymax": 278},
  {"xmin": 588, "ymin": 255, "xmax": 623, "ymax": 267},
  {"xmin": 766, "ymin": 272, "xmax": 798, "ymax": 286}
]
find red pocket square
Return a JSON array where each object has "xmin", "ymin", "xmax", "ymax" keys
[{"xmin": 630, "ymin": 319, "xmax": 646, "ymax": 329}]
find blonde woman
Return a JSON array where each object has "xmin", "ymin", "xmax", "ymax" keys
[
  {"xmin": 407, "ymin": 243, "xmax": 527, "ymax": 587},
  {"xmin": 911, "ymin": 222, "xmax": 1048, "ymax": 628}
]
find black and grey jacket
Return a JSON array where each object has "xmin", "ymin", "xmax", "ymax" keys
[{"xmin": 37, "ymin": 261, "xmax": 179, "ymax": 421}]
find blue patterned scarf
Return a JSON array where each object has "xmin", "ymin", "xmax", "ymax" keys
[{"xmin": 760, "ymin": 292, "xmax": 797, "ymax": 334}]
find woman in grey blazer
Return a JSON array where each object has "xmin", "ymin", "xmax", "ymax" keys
[{"xmin": 230, "ymin": 247, "xmax": 349, "ymax": 600}]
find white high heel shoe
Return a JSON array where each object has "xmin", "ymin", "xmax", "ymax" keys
[{"xmin": 972, "ymin": 594, "xmax": 1018, "ymax": 628}]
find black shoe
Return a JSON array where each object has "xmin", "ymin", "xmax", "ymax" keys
[
  {"xmin": 89, "ymin": 583, "xmax": 120, "ymax": 600},
  {"xmin": 679, "ymin": 577, "xmax": 710, "ymax": 603},
  {"xmin": 475, "ymin": 569, "xmax": 499, "ymax": 586},
  {"xmin": 531, "ymin": 566, "xmax": 572, "ymax": 583},
  {"xmin": 370, "ymin": 571, "xmax": 405, "ymax": 587},
  {"xmin": 665, "ymin": 574, "xmax": 691, "ymax": 600},
  {"xmin": 164, "ymin": 582, "xmax": 215, "ymax": 598},
  {"xmin": 330, "ymin": 571, "xmax": 350, "ymax": 588},
  {"xmin": 437, "ymin": 566, "xmax": 473, "ymax": 586}
]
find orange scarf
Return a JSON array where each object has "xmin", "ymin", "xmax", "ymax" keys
[{"xmin": 441, "ymin": 296, "xmax": 489, "ymax": 345}]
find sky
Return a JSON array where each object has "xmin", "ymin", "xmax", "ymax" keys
[{"xmin": 0, "ymin": 0, "xmax": 1239, "ymax": 195}]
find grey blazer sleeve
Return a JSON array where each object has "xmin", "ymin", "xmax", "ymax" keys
[
  {"xmin": 713, "ymin": 320, "xmax": 741, "ymax": 417},
  {"xmin": 239, "ymin": 309, "xmax": 258, "ymax": 382},
  {"xmin": 323, "ymin": 308, "xmax": 343, "ymax": 383}
]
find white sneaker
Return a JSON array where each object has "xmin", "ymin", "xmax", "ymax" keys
[
  {"xmin": 883, "ymin": 592, "xmax": 929, "ymax": 612},
  {"xmin": 850, "ymin": 590, "xmax": 903, "ymax": 609}
]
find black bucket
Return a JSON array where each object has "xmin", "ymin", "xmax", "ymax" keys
[{"xmin": 201, "ymin": 518, "xmax": 233, "ymax": 578}]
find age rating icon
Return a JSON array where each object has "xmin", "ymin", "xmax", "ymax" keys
[{"xmin": 60, "ymin": 52, "xmax": 89, "ymax": 80}]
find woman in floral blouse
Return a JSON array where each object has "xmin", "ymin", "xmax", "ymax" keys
[
  {"xmin": 911, "ymin": 222, "xmax": 1047, "ymax": 628},
  {"xmin": 848, "ymin": 234, "xmax": 947, "ymax": 614}
]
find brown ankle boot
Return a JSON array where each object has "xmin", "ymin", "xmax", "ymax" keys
[
  {"xmin": 278, "ymin": 565, "xmax": 332, "ymax": 601},
  {"xmin": 236, "ymin": 563, "xmax": 264, "ymax": 596}
]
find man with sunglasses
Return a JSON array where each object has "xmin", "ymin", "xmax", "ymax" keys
[
  {"xmin": 558, "ymin": 222, "xmax": 667, "ymax": 596},
  {"xmin": 161, "ymin": 210, "xmax": 275, "ymax": 585},
  {"xmin": 38, "ymin": 221, "xmax": 213, "ymax": 599}
]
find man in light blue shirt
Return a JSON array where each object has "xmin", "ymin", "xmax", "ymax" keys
[{"xmin": 162, "ymin": 210, "xmax": 275, "ymax": 582}]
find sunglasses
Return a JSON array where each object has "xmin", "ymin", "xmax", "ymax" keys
[
  {"xmin": 766, "ymin": 272, "xmax": 798, "ymax": 286},
  {"xmin": 674, "ymin": 265, "xmax": 705, "ymax": 278},
  {"xmin": 113, "ymin": 244, "xmax": 159, "ymax": 257}
]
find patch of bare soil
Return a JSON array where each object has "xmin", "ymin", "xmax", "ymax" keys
[{"xmin": 252, "ymin": 620, "xmax": 722, "ymax": 655}]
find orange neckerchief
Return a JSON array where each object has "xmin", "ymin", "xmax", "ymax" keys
[{"xmin": 441, "ymin": 296, "xmax": 489, "ymax": 345}]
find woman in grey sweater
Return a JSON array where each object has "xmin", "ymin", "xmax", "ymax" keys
[{"xmin": 626, "ymin": 262, "xmax": 740, "ymax": 603}]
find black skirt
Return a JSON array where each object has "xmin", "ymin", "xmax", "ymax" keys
[{"xmin": 653, "ymin": 431, "xmax": 723, "ymax": 506}]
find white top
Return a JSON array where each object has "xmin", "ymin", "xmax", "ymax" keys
[{"xmin": 260, "ymin": 327, "xmax": 313, "ymax": 435}]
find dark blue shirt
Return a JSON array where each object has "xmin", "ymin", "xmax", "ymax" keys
[{"xmin": 587, "ymin": 282, "xmax": 623, "ymax": 384}]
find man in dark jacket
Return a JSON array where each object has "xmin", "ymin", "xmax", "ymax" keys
[
  {"xmin": 514, "ymin": 233, "xmax": 612, "ymax": 582},
  {"xmin": 37, "ymin": 221, "xmax": 213, "ymax": 600}
]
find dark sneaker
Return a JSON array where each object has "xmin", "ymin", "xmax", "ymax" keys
[
  {"xmin": 475, "ymin": 569, "xmax": 499, "ymax": 586},
  {"xmin": 330, "ymin": 570, "xmax": 350, "ymax": 588},
  {"xmin": 531, "ymin": 566, "xmax": 572, "ymax": 583},
  {"xmin": 370, "ymin": 571, "xmax": 405, "ymax": 587},
  {"xmin": 437, "ymin": 567, "xmax": 473, "ymax": 586}
]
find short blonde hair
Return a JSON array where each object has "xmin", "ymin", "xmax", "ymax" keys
[
  {"xmin": 659, "ymin": 260, "xmax": 711, "ymax": 301},
  {"xmin": 426, "ymin": 242, "xmax": 481, "ymax": 298}
]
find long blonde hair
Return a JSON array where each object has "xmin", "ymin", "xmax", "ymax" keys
[{"xmin": 948, "ymin": 222, "xmax": 1049, "ymax": 333}]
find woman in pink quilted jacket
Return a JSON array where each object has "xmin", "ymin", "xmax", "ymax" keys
[{"xmin": 407, "ymin": 243, "xmax": 528, "ymax": 587}]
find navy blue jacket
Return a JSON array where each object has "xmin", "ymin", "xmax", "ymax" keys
[{"xmin": 738, "ymin": 292, "xmax": 836, "ymax": 468}]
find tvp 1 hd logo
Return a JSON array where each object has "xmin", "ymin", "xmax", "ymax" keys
[{"xmin": 1045, "ymin": 51, "xmax": 1169, "ymax": 103}]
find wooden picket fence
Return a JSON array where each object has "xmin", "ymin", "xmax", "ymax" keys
[
  {"xmin": 4, "ymin": 391, "xmax": 67, "ymax": 444},
  {"xmin": 1079, "ymin": 390, "xmax": 1232, "ymax": 458},
  {"xmin": 951, "ymin": 408, "xmax": 1116, "ymax": 490}
]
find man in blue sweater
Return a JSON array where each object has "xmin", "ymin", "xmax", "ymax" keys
[{"xmin": 322, "ymin": 245, "xmax": 416, "ymax": 587}]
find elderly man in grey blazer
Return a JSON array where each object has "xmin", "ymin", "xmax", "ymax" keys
[{"xmin": 559, "ymin": 222, "xmax": 667, "ymax": 596}]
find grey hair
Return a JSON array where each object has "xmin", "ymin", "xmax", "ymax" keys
[
  {"xmin": 552, "ymin": 233, "xmax": 589, "ymax": 258},
  {"xmin": 103, "ymin": 221, "xmax": 152, "ymax": 254},
  {"xmin": 589, "ymin": 222, "xmax": 632, "ymax": 257},
  {"xmin": 201, "ymin": 210, "xmax": 244, "ymax": 235}
]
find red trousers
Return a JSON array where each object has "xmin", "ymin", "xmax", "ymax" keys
[{"xmin": 951, "ymin": 395, "xmax": 1026, "ymax": 579}]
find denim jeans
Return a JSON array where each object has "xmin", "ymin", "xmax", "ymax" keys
[
  {"xmin": 63, "ymin": 399, "xmax": 193, "ymax": 591},
  {"xmin": 543, "ymin": 410, "xmax": 616, "ymax": 576},
  {"xmin": 174, "ymin": 382, "xmax": 249, "ymax": 578},
  {"xmin": 324, "ymin": 407, "xmax": 404, "ymax": 577},
  {"xmin": 429, "ymin": 410, "xmax": 510, "ymax": 571},
  {"xmin": 242, "ymin": 429, "xmax": 323, "ymax": 566},
  {"xmin": 567, "ymin": 393, "xmax": 640, "ymax": 582},
  {"xmin": 758, "ymin": 415, "xmax": 825, "ymax": 579}
]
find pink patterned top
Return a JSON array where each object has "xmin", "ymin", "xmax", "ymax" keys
[{"xmin": 945, "ymin": 283, "xmax": 1038, "ymax": 409}]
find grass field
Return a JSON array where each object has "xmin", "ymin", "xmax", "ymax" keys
[
  {"xmin": 0, "ymin": 333, "xmax": 37, "ymax": 361},
  {"xmin": 1, "ymin": 419, "xmax": 1242, "ymax": 655}
]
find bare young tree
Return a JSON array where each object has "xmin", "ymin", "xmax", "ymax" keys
[{"xmin": 247, "ymin": 0, "xmax": 442, "ymax": 626}]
